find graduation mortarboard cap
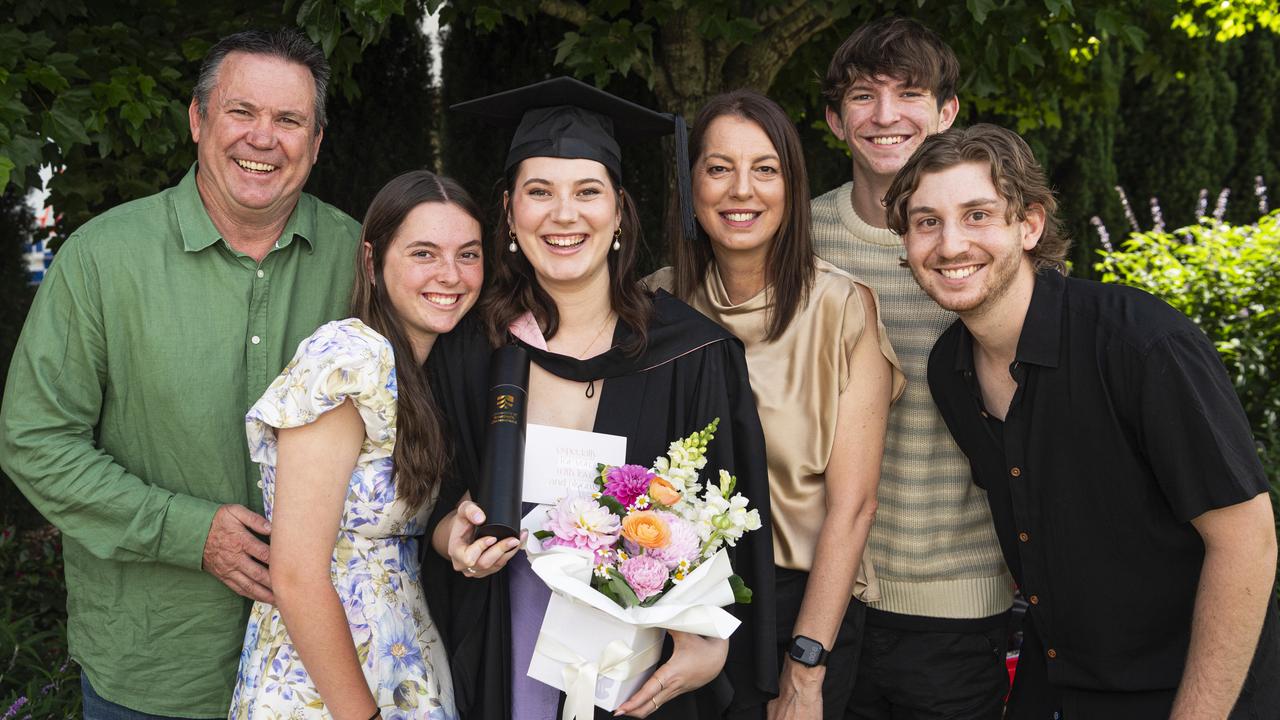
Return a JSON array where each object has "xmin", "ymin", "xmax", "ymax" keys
[{"xmin": 451, "ymin": 76, "xmax": 695, "ymax": 242}]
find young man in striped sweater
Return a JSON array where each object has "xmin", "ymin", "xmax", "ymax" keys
[{"xmin": 810, "ymin": 17, "xmax": 1015, "ymax": 719}]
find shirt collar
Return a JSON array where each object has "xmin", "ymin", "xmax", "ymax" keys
[
  {"xmin": 952, "ymin": 269, "xmax": 1065, "ymax": 373},
  {"xmin": 175, "ymin": 163, "xmax": 317, "ymax": 254},
  {"xmin": 1014, "ymin": 269, "xmax": 1064, "ymax": 369}
]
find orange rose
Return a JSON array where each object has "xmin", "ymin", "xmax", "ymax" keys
[
  {"xmin": 621, "ymin": 511, "xmax": 670, "ymax": 550},
  {"xmin": 648, "ymin": 477, "xmax": 681, "ymax": 507}
]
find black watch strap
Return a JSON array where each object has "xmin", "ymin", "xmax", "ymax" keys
[{"xmin": 787, "ymin": 634, "xmax": 829, "ymax": 667}]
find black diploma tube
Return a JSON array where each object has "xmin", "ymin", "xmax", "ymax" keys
[{"xmin": 476, "ymin": 344, "xmax": 530, "ymax": 540}]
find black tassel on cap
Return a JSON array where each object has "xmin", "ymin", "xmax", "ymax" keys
[{"xmin": 672, "ymin": 113, "xmax": 696, "ymax": 244}]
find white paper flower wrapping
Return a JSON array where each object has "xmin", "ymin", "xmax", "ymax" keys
[
  {"xmin": 521, "ymin": 507, "xmax": 743, "ymax": 719},
  {"xmin": 523, "ymin": 506, "xmax": 742, "ymax": 637}
]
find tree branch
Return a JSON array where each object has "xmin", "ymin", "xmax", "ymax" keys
[
  {"xmin": 538, "ymin": 0, "xmax": 591, "ymax": 28},
  {"xmin": 727, "ymin": 2, "xmax": 838, "ymax": 90},
  {"xmin": 654, "ymin": 6, "xmax": 710, "ymax": 117},
  {"xmin": 751, "ymin": 0, "xmax": 813, "ymax": 29}
]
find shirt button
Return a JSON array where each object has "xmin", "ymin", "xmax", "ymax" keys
[
  {"xmin": 257, "ymin": 269, "xmax": 265, "ymax": 278},
  {"xmin": 1010, "ymin": 466, "xmax": 1022, "ymax": 477},
  {"xmin": 251, "ymin": 335, "xmax": 261, "ymax": 345},
  {"xmin": 1029, "ymin": 594, "xmax": 1039, "ymax": 605},
  {"xmin": 1047, "ymin": 648, "xmax": 1058, "ymax": 659},
  {"xmin": 1018, "ymin": 531, "xmax": 1030, "ymax": 542},
  {"xmin": 257, "ymin": 481, "xmax": 264, "ymax": 489}
]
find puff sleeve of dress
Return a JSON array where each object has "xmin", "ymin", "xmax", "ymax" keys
[{"xmin": 246, "ymin": 318, "xmax": 397, "ymax": 471}]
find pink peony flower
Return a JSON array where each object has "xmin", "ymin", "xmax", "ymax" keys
[
  {"xmin": 602, "ymin": 465, "xmax": 657, "ymax": 508},
  {"xmin": 646, "ymin": 512, "xmax": 701, "ymax": 569},
  {"xmin": 619, "ymin": 554, "xmax": 669, "ymax": 601},
  {"xmin": 543, "ymin": 495, "xmax": 621, "ymax": 552}
]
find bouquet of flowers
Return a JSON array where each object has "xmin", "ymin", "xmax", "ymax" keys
[
  {"xmin": 533, "ymin": 418, "xmax": 762, "ymax": 608},
  {"xmin": 522, "ymin": 419, "xmax": 762, "ymax": 717}
]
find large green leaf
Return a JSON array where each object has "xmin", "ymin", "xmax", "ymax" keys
[
  {"xmin": 0, "ymin": 154, "xmax": 14, "ymax": 189},
  {"xmin": 45, "ymin": 106, "xmax": 90, "ymax": 145},
  {"xmin": 967, "ymin": 0, "xmax": 997, "ymax": 24}
]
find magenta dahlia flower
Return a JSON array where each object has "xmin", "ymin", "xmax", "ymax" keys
[{"xmin": 602, "ymin": 464, "xmax": 657, "ymax": 508}]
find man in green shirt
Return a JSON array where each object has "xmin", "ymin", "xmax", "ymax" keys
[{"xmin": 0, "ymin": 29, "xmax": 359, "ymax": 718}]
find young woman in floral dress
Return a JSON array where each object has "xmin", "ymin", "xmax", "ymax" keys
[{"xmin": 229, "ymin": 171, "xmax": 483, "ymax": 720}]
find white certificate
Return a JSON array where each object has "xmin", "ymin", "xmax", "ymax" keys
[{"xmin": 522, "ymin": 423, "xmax": 627, "ymax": 505}]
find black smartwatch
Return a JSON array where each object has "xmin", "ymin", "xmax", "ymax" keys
[{"xmin": 787, "ymin": 635, "xmax": 828, "ymax": 667}]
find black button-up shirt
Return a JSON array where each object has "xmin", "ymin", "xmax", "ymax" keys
[{"xmin": 928, "ymin": 270, "xmax": 1277, "ymax": 703}]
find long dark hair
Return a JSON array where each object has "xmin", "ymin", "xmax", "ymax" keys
[
  {"xmin": 482, "ymin": 163, "xmax": 651, "ymax": 351},
  {"xmin": 671, "ymin": 89, "xmax": 815, "ymax": 342},
  {"xmin": 350, "ymin": 170, "xmax": 484, "ymax": 510}
]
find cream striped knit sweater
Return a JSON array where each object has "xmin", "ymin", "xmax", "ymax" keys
[{"xmin": 812, "ymin": 182, "xmax": 1013, "ymax": 619}]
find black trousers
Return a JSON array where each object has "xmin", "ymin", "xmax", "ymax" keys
[{"xmin": 848, "ymin": 611, "xmax": 1009, "ymax": 720}]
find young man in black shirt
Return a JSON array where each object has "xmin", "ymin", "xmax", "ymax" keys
[{"xmin": 883, "ymin": 123, "xmax": 1278, "ymax": 719}]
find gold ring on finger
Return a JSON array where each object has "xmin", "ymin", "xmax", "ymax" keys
[
  {"xmin": 651, "ymin": 697, "xmax": 660, "ymax": 711},
  {"xmin": 655, "ymin": 677, "xmax": 665, "ymax": 691},
  {"xmin": 465, "ymin": 566, "xmax": 477, "ymax": 575}
]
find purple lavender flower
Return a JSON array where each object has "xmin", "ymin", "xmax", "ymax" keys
[
  {"xmin": 619, "ymin": 554, "xmax": 670, "ymax": 601},
  {"xmin": 3, "ymin": 697, "xmax": 28, "ymax": 720},
  {"xmin": 1214, "ymin": 188, "xmax": 1230, "ymax": 222},
  {"xmin": 1090, "ymin": 216, "xmax": 1113, "ymax": 252},
  {"xmin": 602, "ymin": 465, "xmax": 657, "ymax": 508},
  {"xmin": 1115, "ymin": 186, "xmax": 1140, "ymax": 233}
]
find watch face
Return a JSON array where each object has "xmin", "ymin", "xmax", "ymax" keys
[{"xmin": 789, "ymin": 636, "xmax": 823, "ymax": 665}]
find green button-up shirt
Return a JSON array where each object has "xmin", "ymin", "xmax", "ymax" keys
[{"xmin": 0, "ymin": 165, "xmax": 360, "ymax": 717}]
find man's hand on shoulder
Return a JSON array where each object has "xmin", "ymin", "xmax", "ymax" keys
[{"xmin": 203, "ymin": 504, "xmax": 274, "ymax": 603}]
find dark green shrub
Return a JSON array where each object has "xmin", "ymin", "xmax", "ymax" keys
[
  {"xmin": 1, "ymin": 190, "xmax": 38, "ymax": 531},
  {"xmin": 1, "ymin": 526, "xmax": 78, "ymax": 718}
]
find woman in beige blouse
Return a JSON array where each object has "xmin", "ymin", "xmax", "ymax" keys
[{"xmin": 647, "ymin": 90, "xmax": 904, "ymax": 719}]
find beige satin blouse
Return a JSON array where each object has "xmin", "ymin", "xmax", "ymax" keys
[{"xmin": 647, "ymin": 259, "xmax": 904, "ymax": 600}]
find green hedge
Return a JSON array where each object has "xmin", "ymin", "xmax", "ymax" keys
[{"xmin": 1, "ymin": 526, "xmax": 79, "ymax": 718}]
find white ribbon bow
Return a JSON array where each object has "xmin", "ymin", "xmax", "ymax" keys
[{"xmin": 534, "ymin": 632, "xmax": 665, "ymax": 720}]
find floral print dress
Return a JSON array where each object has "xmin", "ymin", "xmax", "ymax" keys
[{"xmin": 230, "ymin": 319, "xmax": 456, "ymax": 720}]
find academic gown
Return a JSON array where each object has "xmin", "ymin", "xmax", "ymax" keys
[{"xmin": 422, "ymin": 290, "xmax": 777, "ymax": 720}]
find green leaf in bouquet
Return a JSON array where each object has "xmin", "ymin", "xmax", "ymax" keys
[
  {"xmin": 607, "ymin": 574, "xmax": 641, "ymax": 608},
  {"xmin": 598, "ymin": 494, "xmax": 627, "ymax": 517},
  {"xmin": 729, "ymin": 574, "xmax": 753, "ymax": 605},
  {"xmin": 533, "ymin": 530, "xmax": 554, "ymax": 540},
  {"xmin": 594, "ymin": 574, "xmax": 620, "ymax": 602}
]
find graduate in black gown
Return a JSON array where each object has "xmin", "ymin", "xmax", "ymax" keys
[{"xmin": 421, "ymin": 78, "xmax": 777, "ymax": 719}]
